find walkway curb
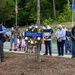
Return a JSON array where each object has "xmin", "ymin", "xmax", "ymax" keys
[{"xmin": 4, "ymin": 49, "xmax": 72, "ymax": 58}]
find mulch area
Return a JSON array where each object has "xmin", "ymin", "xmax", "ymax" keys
[{"xmin": 0, "ymin": 53, "xmax": 75, "ymax": 75}]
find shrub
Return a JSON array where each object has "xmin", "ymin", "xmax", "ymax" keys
[
  {"xmin": 43, "ymin": 17, "xmax": 53, "ymax": 24},
  {"xmin": 57, "ymin": 4, "xmax": 72, "ymax": 23}
]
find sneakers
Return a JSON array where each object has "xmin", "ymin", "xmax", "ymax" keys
[
  {"xmin": 9, "ymin": 49, "xmax": 12, "ymax": 51},
  {"xmin": 43, "ymin": 54, "xmax": 48, "ymax": 55},
  {"xmin": 1, "ymin": 59, "xmax": 5, "ymax": 62},
  {"xmin": 14, "ymin": 48, "xmax": 17, "ymax": 51},
  {"xmin": 71, "ymin": 56, "xmax": 75, "ymax": 58}
]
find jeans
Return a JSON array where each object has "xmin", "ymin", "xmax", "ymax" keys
[
  {"xmin": 0, "ymin": 40, "xmax": 4, "ymax": 60},
  {"xmin": 10, "ymin": 38, "xmax": 17, "ymax": 45},
  {"xmin": 44, "ymin": 40, "xmax": 52, "ymax": 55},
  {"xmin": 57, "ymin": 40, "xmax": 65, "ymax": 56},
  {"xmin": 72, "ymin": 41, "xmax": 75, "ymax": 57},
  {"xmin": 40, "ymin": 44, "xmax": 42, "ymax": 51},
  {"xmin": 65, "ymin": 39, "xmax": 72, "ymax": 53},
  {"xmin": 50, "ymin": 39, "xmax": 52, "ymax": 51}
]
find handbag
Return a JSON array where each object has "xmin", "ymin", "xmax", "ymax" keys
[{"xmin": 2, "ymin": 35, "xmax": 6, "ymax": 43}]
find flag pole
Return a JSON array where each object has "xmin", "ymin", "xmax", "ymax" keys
[
  {"xmin": 16, "ymin": 0, "xmax": 17, "ymax": 26},
  {"xmin": 72, "ymin": 10, "xmax": 74, "ymax": 27},
  {"xmin": 72, "ymin": 0, "xmax": 75, "ymax": 27}
]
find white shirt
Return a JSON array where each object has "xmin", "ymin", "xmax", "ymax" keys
[{"xmin": 43, "ymin": 25, "xmax": 51, "ymax": 40}]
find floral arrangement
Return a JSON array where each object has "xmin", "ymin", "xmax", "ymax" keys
[
  {"xmin": 25, "ymin": 25, "xmax": 42, "ymax": 46},
  {"xmin": 25, "ymin": 25, "xmax": 42, "ymax": 32},
  {"xmin": 25, "ymin": 37, "xmax": 41, "ymax": 46}
]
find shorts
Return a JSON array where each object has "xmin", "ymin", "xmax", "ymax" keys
[{"xmin": 10, "ymin": 38, "xmax": 17, "ymax": 45}]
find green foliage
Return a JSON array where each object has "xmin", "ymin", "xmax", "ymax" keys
[
  {"xmin": 0, "ymin": 0, "xmax": 15, "ymax": 26},
  {"xmin": 43, "ymin": 17, "xmax": 53, "ymax": 24},
  {"xmin": 57, "ymin": 4, "xmax": 72, "ymax": 23},
  {"xmin": 0, "ymin": 0, "xmax": 73, "ymax": 26}
]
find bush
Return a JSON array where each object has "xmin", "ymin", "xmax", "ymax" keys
[
  {"xmin": 43, "ymin": 17, "xmax": 53, "ymax": 24},
  {"xmin": 57, "ymin": 4, "xmax": 72, "ymax": 23}
]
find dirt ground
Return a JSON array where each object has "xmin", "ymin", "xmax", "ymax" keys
[{"xmin": 0, "ymin": 53, "xmax": 75, "ymax": 75}]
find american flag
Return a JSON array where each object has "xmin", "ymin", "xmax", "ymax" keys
[{"xmin": 15, "ymin": 1, "xmax": 18, "ymax": 13}]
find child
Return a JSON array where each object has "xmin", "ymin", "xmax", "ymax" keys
[
  {"xmin": 17, "ymin": 36, "xmax": 26, "ymax": 51},
  {"xmin": 21, "ymin": 36, "xmax": 26, "ymax": 51}
]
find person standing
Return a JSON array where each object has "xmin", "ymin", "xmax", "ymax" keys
[
  {"xmin": 9, "ymin": 26, "xmax": 21, "ymax": 51},
  {"xmin": 55, "ymin": 24, "xmax": 65, "ymax": 56},
  {"xmin": 65, "ymin": 27, "xmax": 72, "ymax": 54},
  {"xmin": 9, "ymin": 27, "xmax": 15, "ymax": 51},
  {"xmin": 71, "ymin": 25, "xmax": 75, "ymax": 58},
  {"xmin": 62, "ymin": 25, "xmax": 67, "ymax": 54},
  {"xmin": 0, "ymin": 22, "xmax": 6, "ymax": 62},
  {"xmin": 43, "ymin": 23, "xmax": 53, "ymax": 56}
]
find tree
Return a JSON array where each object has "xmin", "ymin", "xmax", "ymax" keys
[
  {"xmin": 0, "ymin": 0, "xmax": 72, "ymax": 26},
  {"xmin": 53, "ymin": 0, "xmax": 56, "ymax": 20},
  {"xmin": 37, "ymin": 0, "xmax": 41, "ymax": 62},
  {"xmin": 0, "ymin": 0, "xmax": 15, "ymax": 26},
  {"xmin": 68, "ymin": 0, "xmax": 70, "ymax": 4},
  {"xmin": 58, "ymin": 4, "xmax": 72, "ymax": 23}
]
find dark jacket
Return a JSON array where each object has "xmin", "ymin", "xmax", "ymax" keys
[
  {"xmin": 0, "ymin": 25, "xmax": 3, "ymax": 39},
  {"xmin": 71, "ymin": 26, "xmax": 75, "ymax": 41},
  {"xmin": 66, "ymin": 31, "xmax": 71, "ymax": 40}
]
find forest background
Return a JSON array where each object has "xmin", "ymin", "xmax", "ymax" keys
[{"xmin": 0, "ymin": 0, "xmax": 72, "ymax": 27}]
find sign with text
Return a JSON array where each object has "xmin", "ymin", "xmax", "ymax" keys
[{"xmin": 24, "ymin": 32, "xmax": 42, "ymax": 37}]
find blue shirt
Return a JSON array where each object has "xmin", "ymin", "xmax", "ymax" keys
[
  {"xmin": 55, "ymin": 29, "xmax": 66, "ymax": 40},
  {"xmin": 2, "ymin": 25, "xmax": 6, "ymax": 34}
]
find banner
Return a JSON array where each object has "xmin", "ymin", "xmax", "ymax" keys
[
  {"xmin": 24, "ymin": 32, "xmax": 42, "ymax": 37},
  {"xmin": 72, "ymin": 0, "xmax": 75, "ymax": 11}
]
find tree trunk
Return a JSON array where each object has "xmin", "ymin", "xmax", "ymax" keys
[
  {"xmin": 37, "ymin": 0, "xmax": 40, "ymax": 27},
  {"xmin": 68, "ymin": 0, "xmax": 70, "ymax": 4},
  {"xmin": 53, "ymin": 0, "xmax": 56, "ymax": 20},
  {"xmin": 37, "ymin": 44, "xmax": 41, "ymax": 62},
  {"xmin": 37, "ymin": 0, "xmax": 41, "ymax": 62}
]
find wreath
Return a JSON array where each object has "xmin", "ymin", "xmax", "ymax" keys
[{"xmin": 25, "ymin": 25, "xmax": 42, "ymax": 46}]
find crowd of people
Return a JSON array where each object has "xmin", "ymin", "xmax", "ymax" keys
[
  {"xmin": 0, "ymin": 22, "xmax": 75, "ymax": 62},
  {"xmin": 5, "ymin": 23, "xmax": 75, "ymax": 58},
  {"xmin": 43, "ymin": 23, "xmax": 75, "ymax": 58},
  {"xmin": 9, "ymin": 26, "xmax": 26, "ymax": 51}
]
